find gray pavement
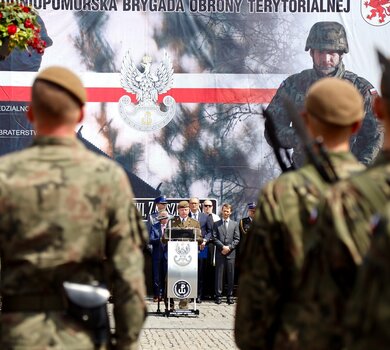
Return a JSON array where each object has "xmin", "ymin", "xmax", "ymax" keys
[{"xmin": 139, "ymin": 297, "xmax": 239, "ymax": 349}]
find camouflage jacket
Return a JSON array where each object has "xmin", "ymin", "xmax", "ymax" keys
[
  {"xmin": 265, "ymin": 63, "xmax": 382, "ymax": 167},
  {"xmin": 296, "ymin": 150, "xmax": 390, "ymax": 350},
  {"xmin": 235, "ymin": 151, "xmax": 364, "ymax": 350},
  {"xmin": 344, "ymin": 203, "xmax": 390, "ymax": 350},
  {"xmin": 0, "ymin": 137, "xmax": 146, "ymax": 350}
]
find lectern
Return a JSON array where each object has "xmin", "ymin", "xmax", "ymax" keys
[{"xmin": 165, "ymin": 227, "xmax": 200, "ymax": 317}]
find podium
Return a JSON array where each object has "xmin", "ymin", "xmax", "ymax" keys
[{"xmin": 165, "ymin": 227, "xmax": 200, "ymax": 317}]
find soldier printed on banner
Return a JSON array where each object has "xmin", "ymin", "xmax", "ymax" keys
[{"xmin": 265, "ymin": 21, "xmax": 383, "ymax": 168}]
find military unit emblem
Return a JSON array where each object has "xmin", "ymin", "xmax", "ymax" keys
[
  {"xmin": 173, "ymin": 280, "xmax": 191, "ymax": 298},
  {"xmin": 119, "ymin": 50, "xmax": 176, "ymax": 132},
  {"xmin": 361, "ymin": 0, "xmax": 390, "ymax": 26},
  {"xmin": 173, "ymin": 242, "xmax": 192, "ymax": 266}
]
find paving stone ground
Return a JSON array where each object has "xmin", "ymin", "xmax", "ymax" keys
[{"xmin": 139, "ymin": 297, "xmax": 239, "ymax": 349}]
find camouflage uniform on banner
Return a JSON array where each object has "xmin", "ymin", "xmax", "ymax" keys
[
  {"xmin": 0, "ymin": 67, "xmax": 147, "ymax": 350},
  {"xmin": 235, "ymin": 78, "xmax": 365, "ymax": 350},
  {"xmin": 265, "ymin": 21, "xmax": 382, "ymax": 167},
  {"xmin": 344, "ymin": 203, "xmax": 390, "ymax": 350}
]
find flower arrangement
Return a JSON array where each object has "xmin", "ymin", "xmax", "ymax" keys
[{"xmin": 0, "ymin": 1, "xmax": 46, "ymax": 58}]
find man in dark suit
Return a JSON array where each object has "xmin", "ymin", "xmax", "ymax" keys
[
  {"xmin": 149, "ymin": 211, "xmax": 169, "ymax": 302},
  {"xmin": 189, "ymin": 197, "xmax": 213, "ymax": 303},
  {"xmin": 213, "ymin": 203, "xmax": 240, "ymax": 305}
]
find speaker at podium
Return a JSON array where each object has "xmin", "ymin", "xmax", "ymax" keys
[{"xmin": 165, "ymin": 227, "xmax": 200, "ymax": 316}]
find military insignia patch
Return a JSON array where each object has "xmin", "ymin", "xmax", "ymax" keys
[{"xmin": 361, "ymin": 0, "xmax": 390, "ymax": 26}]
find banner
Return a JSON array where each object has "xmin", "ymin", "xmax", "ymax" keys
[{"xmin": 1, "ymin": 0, "xmax": 389, "ymax": 218}]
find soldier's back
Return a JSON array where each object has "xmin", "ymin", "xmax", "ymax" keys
[
  {"xmin": 235, "ymin": 151, "xmax": 364, "ymax": 350},
  {"xmin": 0, "ymin": 137, "xmax": 145, "ymax": 349},
  {"xmin": 296, "ymin": 151, "xmax": 390, "ymax": 350},
  {"xmin": 344, "ymin": 203, "xmax": 390, "ymax": 350}
]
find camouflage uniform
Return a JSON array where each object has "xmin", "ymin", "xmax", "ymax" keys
[
  {"xmin": 295, "ymin": 151, "xmax": 390, "ymax": 350},
  {"xmin": 344, "ymin": 203, "xmax": 390, "ymax": 350},
  {"xmin": 0, "ymin": 137, "xmax": 147, "ymax": 350},
  {"xmin": 265, "ymin": 22, "xmax": 382, "ymax": 167},
  {"xmin": 235, "ymin": 152, "xmax": 364, "ymax": 350}
]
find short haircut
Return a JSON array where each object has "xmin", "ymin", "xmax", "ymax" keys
[{"xmin": 222, "ymin": 203, "xmax": 232, "ymax": 211}]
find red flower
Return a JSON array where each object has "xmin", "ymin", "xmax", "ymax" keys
[
  {"xmin": 24, "ymin": 19, "xmax": 34, "ymax": 29},
  {"xmin": 7, "ymin": 24, "xmax": 17, "ymax": 35}
]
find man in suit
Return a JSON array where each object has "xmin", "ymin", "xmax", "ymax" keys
[
  {"xmin": 189, "ymin": 197, "xmax": 213, "ymax": 303},
  {"xmin": 149, "ymin": 211, "xmax": 169, "ymax": 302},
  {"xmin": 213, "ymin": 203, "xmax": 240, "ymax": 305}
]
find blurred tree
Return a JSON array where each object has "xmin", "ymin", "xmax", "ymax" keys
[
  {"xmin": 73, "ymin": 11, "xmax": 145, "ymax": 174},
  {"xmin": 153, "ymin": 10, "xmax": 301, "ymax": 215}
]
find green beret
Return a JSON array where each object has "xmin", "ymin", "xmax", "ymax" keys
[
  {"xmin": 178, "ymin": 200, "xmax": 189, "ymax": 208},
  {"xmin": 305, "ymin": 77, "xmax": 364, "ymax": 126},
  {"xmin": 35, "ymin": 66, "xmax": 87, "ymax": 106}
]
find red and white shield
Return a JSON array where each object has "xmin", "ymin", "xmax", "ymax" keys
[{"xmin": 361, "ymin": 0, "xmax": 390, "ymax": 26}]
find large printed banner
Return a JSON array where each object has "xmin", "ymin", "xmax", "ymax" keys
[{"xmin": 1, "ymin": 0, "xmax": 389, "ymax": 217}]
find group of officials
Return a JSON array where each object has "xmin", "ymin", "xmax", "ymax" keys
[
  {"xmin": 1, "ymin": 21, "xmax": 390, "ymax": 350},
  {"xmin": 148, "ymin": 196, "xmax": 251, "ymax": 308}
]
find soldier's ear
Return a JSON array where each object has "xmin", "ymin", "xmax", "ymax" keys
[
  {"xmin": 351, "ymin": 120, "xmax": 362, "ymax": 135},
  {"xmin": 373, "ymin": 95, "xmax": 385, "ymax": 121},
  {"xmin": 77, "ymin": 108, "xmax": 85, "ymax": 124}
]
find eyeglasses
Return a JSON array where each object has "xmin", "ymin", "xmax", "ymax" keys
[
  {"xmin": 204, "ymin": 204, "xmax": 212, "ymax": 207},
  {"xmin": 190, "ymin": 202, "xmax": 199, "ymax": 205}
]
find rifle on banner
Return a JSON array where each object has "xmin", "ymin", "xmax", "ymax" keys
[
  {"xmin": 262, "ymin": 106, "xmax": 295, "ymax": 173},
  {"xmin": 282, "ymin": 97, "xmax": 339, "ymax": 184}
]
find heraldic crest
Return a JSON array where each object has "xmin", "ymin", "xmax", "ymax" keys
[
  {"xmin": 174, "ymin": 242, "xmax": 192, "ymax": 266},
  {"xmin": 119, "ymin": 50, "xmax": 176, "ymax": 131}
]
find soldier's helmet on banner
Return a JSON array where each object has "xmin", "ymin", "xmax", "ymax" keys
[{"xmin": 305, "ymin": 21, "xmax": 349, "ymax": 53}]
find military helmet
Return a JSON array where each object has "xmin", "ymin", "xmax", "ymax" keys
[{"xmin": 305, "ymin": 21, "xmax": 349, "ymax": 53}]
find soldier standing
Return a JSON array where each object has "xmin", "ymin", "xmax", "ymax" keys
[
  {"xmin": 238, "ymin": 202, "xmax": 257, "ymax": 252},
  {"xmin": 0, "ymin": 67, "xmax": 146, "ymax": 350},
  {"xmin": 265, "ymin": 21, "xmax": 382, "ymax": 167},
  {"xmin": 168, "ymin": 200, "xmax": 202, "ymax": 310},
  {"xmin": 296, "ymin": 51, "xmax": 390, "ymax": 350},
  {"xmin": 235, "ymin": 78, "xmax": 366, "ymax": 350}
]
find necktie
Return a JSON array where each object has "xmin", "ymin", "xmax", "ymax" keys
[
  {"xmin": 224, "ymin": 220, "xmax": 228, "ymax": 230},
  {"xmin": 194, "ymin": 213, "xmax": 197, "ymax": 221}
]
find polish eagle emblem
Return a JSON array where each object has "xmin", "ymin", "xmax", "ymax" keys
[
  {"xmin": 174, "ymin": 242, "xmax": 192, "ymax": 266},
  {"xmin": 118, "ymin": 51, "xmax": 176, "ymax": 132}
]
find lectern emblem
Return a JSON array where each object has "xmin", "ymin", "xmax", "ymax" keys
[
  {"xmin": 173, "ymin": 280, "xmax": 191, "ymax": 298},
  {"xmin": 174, "ymin": 242, "xmax": 192, "ymax": 266},
  {"xmin": 119, "ymin": 50, "xmax": 176, "ymax": 132}
]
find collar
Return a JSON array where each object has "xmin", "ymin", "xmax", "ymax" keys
[{"xmin": 31, "ymin": 136, "xmax": 83, "ymax": 148}]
